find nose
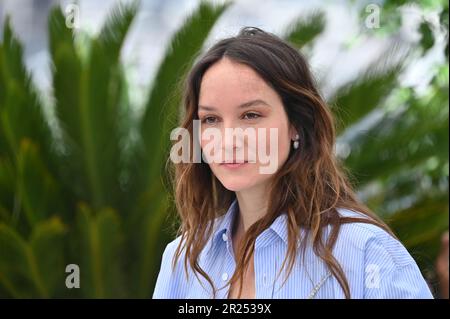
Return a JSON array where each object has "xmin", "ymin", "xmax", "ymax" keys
[{"xmin": 221, "ymin": 123, "xmax": 245, "ymax": 161}]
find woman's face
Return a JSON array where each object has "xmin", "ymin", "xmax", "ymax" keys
[{"xmin": 197, "ymin": 57, "xmax": 296, "ymax": 192}]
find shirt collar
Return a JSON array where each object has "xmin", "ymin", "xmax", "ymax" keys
[
  {"xmin": 211, "ymin": 198, "xmax": 239, "ymax": 244},
  {"xmin": 207, "ymin": 198, "xmax": 289, "ymax": 254}
]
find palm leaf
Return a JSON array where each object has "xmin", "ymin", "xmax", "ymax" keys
[
  {"xmin": 133, "ymin": 191, "xmax": 170, "ymax": 297},
  {"xmin": 0, "ymin": 223, "xmax": 31, "ymax": 297},
  {"xmin": 363, "ymin": 163, "xmax": 448, "ymax": 218},
  {"xmin": 75, "ymin": 204, "xmax": 123, "ymax": 298},
  {"xmin": 29, "ymin": 217, "xmax": 66, "ymax": 297},
  {"xmin": 0, "ymin": 157, "xmax": 14, "ymax": 223},
  {"xmin": 49, "ymin": 3, "xmax": 137, "ymax": 208},
  {"xmin": 343, "ymin": 91, "xmax": 448, "ymax": 186},
  {"xmin": 0, "ymin": 17, "xmax": 55, "ymax": 167},
  {"xmin": 330, "ymin": 44, "xmax": 405, "ymax": 135},
  {"xmin": 16, "ymin": 139, "xmax": 62, "ymax": 228},
  {"xmin": 284, "ymin": 11, "xmax": 325, "ymax": 48},
  {"xmin": 0, "ymin": 217, "xmax": 66, "ymax": 298}
]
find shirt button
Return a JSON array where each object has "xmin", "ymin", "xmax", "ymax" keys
[
  {"xmin": 222, "ymin": 233, "xmax": 228, "ymax": 242},
  {"xmin": 222, "ymin": 272, "xmax": 228, "ymax": 281}
]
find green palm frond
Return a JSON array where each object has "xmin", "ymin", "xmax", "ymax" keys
[
  {"xmin": 344, "ymin": 89, "xmax": 448, "ymax": 186},
  {"xmin": 330, "ymin": 44, "xmax": 406, "ymax": 135},
  {"xmin": 29, "ymin": 217, "xmax": 67, "ymax": 297},
  {"xmin": 75, "ymin": 204, "xmax": 123, "ymax": 298},
  {"xmin": 0, "ymin": 16, "xmax": 62, "ymax": 238},
  {"xmin": 95, "ymin": 1, "xmax": 139, "ymax": 60},
  {"xmin": 48, "ymin": 6, "xmax": 83, "ymax": 147},
  {"xmin": 130, "ymin": 191, "xmax": 169, "ymax": 297},
  {"xmin": 0, "ymin": 157, "xmax": 14, "ymax": 223},
  {"xmin": 363, "ymin": 163, "xmax": 448, "ymax": 218},
  {"xmin": 284, "ymin": 10, "xmax": 326, "ymax": 48},
  {"xmin": 49, "ymin": 3, "xmax": 137, "ymax": 209},
  {"xmin": 0, "ymin": 17, "xmax": 54, "ymax": 166},
  {"xmin": 0, "ymin": 217, "xmax": 66, "ymax": 298},
  {"xmin": 16, "ymin": 139, "xmax": 62, "ymax": 228},
  {"xmin": 0, "ymin": 223, "xmax": 30, "ymax": 298}
]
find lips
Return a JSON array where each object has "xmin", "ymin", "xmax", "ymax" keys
[
  {"xmin": 220, "ymin": 161, "xmax": 249, "ymax": 169},
  {"xmin": 221, "ymin": 161, "xmax": 247, "ymax": 164}
]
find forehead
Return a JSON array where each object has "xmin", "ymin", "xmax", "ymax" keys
[{"xmin": 198, "ymin": 57, "xmax": 273, "ymax": 107}]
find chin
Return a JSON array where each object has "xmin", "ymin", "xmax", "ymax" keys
[{"xmin": 216, "ymin": 176, "xmax": 258, "ymax": 192}]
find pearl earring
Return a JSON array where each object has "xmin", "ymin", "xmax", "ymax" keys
[{"xmin": 293, "ymin": 134, "xmax": 299, "ymax": 149}]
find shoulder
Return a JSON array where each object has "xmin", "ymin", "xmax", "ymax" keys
[
  {"xmin": 333, "ymin": 207, "xmax": 414, "ymax": 266},
  {"xmin": 162, "ymin": 235, "xmax": 189, "ymax": 271},
  {"xmin": 164, "ymin": 235, "xmax": 184, "ymax": 257},
  {"xmin": 332, "ymin": 208, "xmax": 433, "ymax": 298},
  {"xmin": 152, "ymin": 235, "xmax": 189, "ymax": 299}
]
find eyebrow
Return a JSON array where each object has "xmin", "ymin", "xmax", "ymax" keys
[{"xmin": 198, "ymin": 99, "xmax": 270, "ymax": 111}]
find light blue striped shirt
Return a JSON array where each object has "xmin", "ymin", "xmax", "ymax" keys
[{"xmin": 153, "ymin": 198, "xmax": 434, "ymax": 299}]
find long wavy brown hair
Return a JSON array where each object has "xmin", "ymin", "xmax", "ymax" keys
[{"xmin": 169, "ymin": 27, "xmax": 395, "ymax": 299}]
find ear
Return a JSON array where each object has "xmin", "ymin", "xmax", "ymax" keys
[{"xmin": 289, "ymin": 124, "xmax": 298, "ymax": 140}]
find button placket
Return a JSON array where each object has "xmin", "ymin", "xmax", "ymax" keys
[
  {"xmin": 262, "ymin": 273, "xmax": 268, "ymax": 286},
  {"xmin": 254, "ymin": 242, "xmax": 279, "ymax": 298},
  {"xmin": 215, "ymin": 230, "xmax": 236, "ymax": 298},
  {"xmin": 221, "ymin": 272, "xmax": 229, "ymax": 281},
  {"xmin": 223, "ymin": 231, "xmax": 236, "ymax": 263}
]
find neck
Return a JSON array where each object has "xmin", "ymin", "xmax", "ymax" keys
[{"xmin": 235, "ymin": 182, "xmax": 269, "ymax": 233}]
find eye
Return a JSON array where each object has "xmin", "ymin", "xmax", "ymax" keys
[
  {"xmin": 242, "ymin": 112, "xmax": 261, "ymax": 120},
  {"xmin": 201, "ymin": 116, "xmax": 218, "ymax": 125}
]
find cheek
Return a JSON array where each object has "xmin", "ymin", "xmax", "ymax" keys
[
  {"xmin": 257, "ymin": 119, "xmax": 291, "ymax": 167},
  {"xmin": 277, "ymin": 128, "xmax": 291, "ymax": 162},
  {"xmin": 199, "ymin": 128, "xmax": 222, "ymax": 162}
]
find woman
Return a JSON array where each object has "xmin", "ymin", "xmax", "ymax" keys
[{"xmin": 152, "ymin": 27, "xmax": 433, "ymax": 299}]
